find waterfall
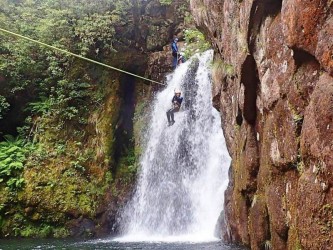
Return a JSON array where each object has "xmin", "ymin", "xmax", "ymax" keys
[{"xmin": 119, "ymin": 51, "xmax": 231, "ymax": 242}]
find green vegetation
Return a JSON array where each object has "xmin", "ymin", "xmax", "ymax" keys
[
  {"xmin": 0, "ymin": 0, "xmax": 132, "ymax": 127},
  {"xmin": 0, "ymin": 0, "xmax": 135, "ymax": 238},
  {"xmin": 116, "ymin": 149, "xmax": 138, "ymax": 186},
  {"xmin": 0, "ymin": 96, "xmax": 10, "ymax": 120},
  {"xmin": 212, "ymin": 58, "xmax": 235, "ymax": 77},
  {"xmin": 183, "ymin": 29, "xmax": 211, "ymax": 59},
  {"xmin": 0, "ymin": 135, "xmax": 28, "ymax": 191},
  {"xmin": 159, "ymin": 0, "xmax": 173, "ymax": 5},
  {"xmin": 0, "ymin": 211, "xmax": 70, "ymax": 238},
  {"xmin": 0, "ymin": 0, "xmax": 133, "ymax": 142},
  {"xmin": 0, "ymin": 0, "xmax": 192, "ymax": 239},
  {"xmin": 293, "ymin": 113, "xmax": 304, "ymax": 126}
]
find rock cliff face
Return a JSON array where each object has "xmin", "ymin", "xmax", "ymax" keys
[{"xmin": 191, "ymin": 0, "xmax": 333, "ymax": 249}]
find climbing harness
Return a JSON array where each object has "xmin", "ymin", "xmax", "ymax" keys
[{"xmin": 0, "ymin": 28, "xmax": 166, "ymax": 86}]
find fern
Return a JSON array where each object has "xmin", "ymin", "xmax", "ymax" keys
[
  {"xmin": 6, "ymin": 178, "xmax": 25, "ymax": 190},
  {"xmin": 27, "ymin": 96, "xmax": 53, "ymax": 115},
  {"xmin": 0, "ymin": 135, "xmax": 29, "ymax": 190}
]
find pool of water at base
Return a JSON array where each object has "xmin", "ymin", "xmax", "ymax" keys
[{"xmin": 0, "ymin": 238, "xmax": 247, "ymax": 250}]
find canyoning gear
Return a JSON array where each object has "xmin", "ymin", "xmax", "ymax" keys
[
  {"xmin": 166, "ymin": 94, "xmax": 183, "ymax": 124},
  {"xmin": 175, "ymin": 89, "xmax": 181, "ymax": 94},
  {"xmin": 172, "ymin": 95, "xmax": 183, "ymax": 107}
]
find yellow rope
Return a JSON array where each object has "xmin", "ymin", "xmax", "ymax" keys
[{"xmin": 0, "ymin": 27, "xmax": 166, "ymax": 86}]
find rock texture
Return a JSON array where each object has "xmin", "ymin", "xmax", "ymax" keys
[{"xmin": 191, "ymin": 0, "xmax": 333, "ymax": 249}]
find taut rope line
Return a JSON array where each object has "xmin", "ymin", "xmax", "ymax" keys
[{"xmin": 0, "ymin": 27, "xmax": 166, "ymax": 86}]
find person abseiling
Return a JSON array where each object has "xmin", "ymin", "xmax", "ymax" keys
[
  {"xmin": 171, "ymin": 37, "xmax": 179, "ymax": 70},
  {"xmin": 166, "ymin": 89, "xmax": 183, "ymax": 126}
]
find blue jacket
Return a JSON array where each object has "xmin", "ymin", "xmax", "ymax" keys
[{"xmin": 171, "ymin": 41, "xmax": 178, "ymax": 56}]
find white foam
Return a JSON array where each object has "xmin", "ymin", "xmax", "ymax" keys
[{"xmin": 118, "ymin": 51, "xmax": 231, "ymax": 243}]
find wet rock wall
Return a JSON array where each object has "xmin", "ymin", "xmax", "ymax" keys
[{"xmin": 190, "ymin": 0, "xmax": 333, "ymax": 249}]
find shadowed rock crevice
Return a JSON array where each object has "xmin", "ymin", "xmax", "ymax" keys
[
  {"xmin": 248, "ymin": 1, "xmax": 265, "ymax": 51},
  {"xmin": 114, "ymin": 74, "xmax": 136, "ymax": 168},
  {"xmin": 236, "ymin": 106, "xmax": 243, "ymax": 126},
  {"xmin": 292, "ymin": 48, "xmax": 320, "ymax": 69},
  {"xmin": 0, "ymin": 80, "xmax": 40, "ymax": 139},
  {"xmin": 263, "ymin": 0, "xmax": 282, "ymax": 17},
  {"xmin": 248, "ymin": 0, "xmax": 282, "ymax": 51},
  {"xmin": 249, "ymin": 197, "xmax": 271, "ymax": 250},
  {"xmin": 241, "ymin": 55, "xmax": 259, "ymax": 125},
  {"xmin": 0, "ymin": 92, "xmax": 31, "ymax": 138},
  {"xmin": 212, "ymin": 92, "xmax": 221, "ymax": 112}
]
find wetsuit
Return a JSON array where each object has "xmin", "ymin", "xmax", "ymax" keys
[{"xmin": 166, "ymin": 95, "xmax": 183, "ymax": 124}]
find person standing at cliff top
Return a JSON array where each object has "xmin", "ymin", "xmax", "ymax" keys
[{"xmin": 171, "ymin": 36, "xmax": 179, "ymax": 70}]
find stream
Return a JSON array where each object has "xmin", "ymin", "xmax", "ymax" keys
[{"xmin": 0, "ymin": 238, "xmax": 245, "ymax": 250}]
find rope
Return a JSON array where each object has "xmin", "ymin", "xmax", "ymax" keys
[{"xmin": 0, "ymin": 27, "xmax": 166, "ymax": 86}]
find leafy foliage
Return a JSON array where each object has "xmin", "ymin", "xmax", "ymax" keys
[
  {"xmin": 0, "ymin": 96, "xmax": 10, "ymax": 120},
  {"xmin": 0, "ymin": 135, "xmax": 29, "ymax": 190},
  {"xmin": 212, "ymin": 58, "xmax": 235, "ymax": 77},
  {"xmin": 159, "ymin": 0, "xmax": 173, "ymax": 5},
  {"xmin": 0, "ymin": 0, "xmax": 132, "ymax": 132},
  {"xmin": 74, "ymin": 12, "xmax": 117, "ymax": 55},
  {"xmin": 0, "ymin": 0, "xmax": 187, "ymax": 238},
  {"xmin": 27, "ymin": 97, "xmax": 53, "ymax": 115},
  {"xmin": 183, "ymin": 29, "xmax": 211, "ymax": 59},
  {"xmin": 0, "ymin": 0, "xmax": 118, "ymax": 241}
]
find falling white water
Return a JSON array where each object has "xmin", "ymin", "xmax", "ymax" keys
[{"xmin": 118, "ymin": 51, "xmax": 231, "ymax": 242}]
